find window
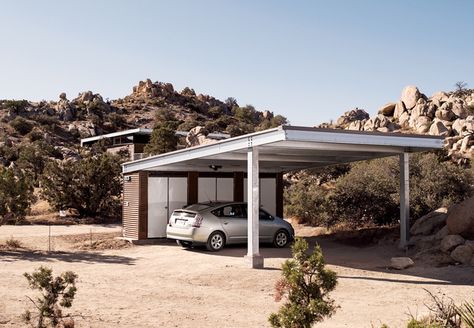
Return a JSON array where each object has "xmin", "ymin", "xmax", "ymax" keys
[
  {"xmin": 259, "ymin": 209, "xmax": 273, "ymax": 221},
  {"xmin": 212, "ymin": 205, "xmax": 247, "ymax": 219}
]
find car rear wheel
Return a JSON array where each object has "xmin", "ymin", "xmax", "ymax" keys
[
  {"xmin": 206, "ymin": 231, "xmax": 225, "ymax": 251},
  {"xmin": 273, "ymin": 230, "xmax": 289, "ymax": 248},
  {"xmin": 177, "ymin": 240, "xmax": 192, "ymax": 248}
]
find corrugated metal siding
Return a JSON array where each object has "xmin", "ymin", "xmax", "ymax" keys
[{"xmin": 123, "ymin": 172, "xmax": 148, "ymax": 239}]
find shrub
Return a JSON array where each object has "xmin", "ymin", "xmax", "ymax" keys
[
  {"xmin": 40, "ymin": 152, "xmax": 122, "ymax": 219},
  {"xmin": 23, "ymin": 266, "xmax": 78, "ymax": 328},
  {"xmin": 3, "ymin": 99, "xmax": 29, "ymax": 112},
  {"xmin": 284, "ymin": 153, "xmax": 474, "ymax": 228},
  {"xmin": 269, "ymin": 238, "xmax": 337, "ymax": 328},
  {"xmin": 10, "ymin": 117, "xmax": 34, "ymax": 135},
  {"xmin": 0, "ymin": 167, "xmax": 35, "ymax": 225},
  {"xmin": 5, "ymin": 237, "xmax": 22, "ymax": 248},
  {"xmin": 144, "ymin": 109, "xmax": 179, "ymax": 155}
]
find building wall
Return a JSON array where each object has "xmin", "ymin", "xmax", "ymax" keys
[
  {"xmin": 122, "ymin": 171, "xmax": 283, "ymax": 240},
  {"xmin": 123, "ymin": 171, "xmax": 148, "ymax": 239}
]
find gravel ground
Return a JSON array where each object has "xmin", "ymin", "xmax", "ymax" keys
[{"xmin": 0, "ymin": 224, "xmax": 473, "ymax": 327}]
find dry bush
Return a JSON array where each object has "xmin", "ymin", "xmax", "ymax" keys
[{"xmin": 5, "ymin": 237, "xmax": 22, "ymax": 248}]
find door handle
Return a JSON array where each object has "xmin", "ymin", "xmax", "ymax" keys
[{"xmin": 223, "ymin": 222, "xmax": 229, "ymax": 225}]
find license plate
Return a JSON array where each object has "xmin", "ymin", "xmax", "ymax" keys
[{"xmin": 175, "ymin": 219, "xmax": 187, "ymax": 226}]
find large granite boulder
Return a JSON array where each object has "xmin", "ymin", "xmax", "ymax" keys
[
  {"xmin": 446, "ymin": 196, "xmax": 474, "ymax": 238},
  {"xmin": 401, "ymin": 85, "xmax": 421, "ymax": 110},
  {"xmin": 410, "ymin": 208, "xmax": 448, "ymax": 236}
]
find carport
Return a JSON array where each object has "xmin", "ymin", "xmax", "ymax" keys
[{"xmin": 122, "ymin": 125, "xmax": 443, "ymax": 268}]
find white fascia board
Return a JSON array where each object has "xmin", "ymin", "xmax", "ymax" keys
[
  {"xmin": 80, "ymin": 128, "xmax": 152, "ymax": 146},
  {"xmin": 284, "ymin": 129, "xmax": 444, "ymax": 150},
  {"xmin": 122, "ymin": 127, "xmax": 285, "ymax": 173}
]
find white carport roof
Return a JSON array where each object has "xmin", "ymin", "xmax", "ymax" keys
[{"xmin": 122, "ymin": 125, "xmax": 443, "ymax": 174}]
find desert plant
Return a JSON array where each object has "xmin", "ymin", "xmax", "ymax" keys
[
  {"xmin": 269, "ymin": 237, "xmax": 337, "ymax": 328},
  {"xmin": 0, "ymin": 167, "xmax": 35, "ymax": 225},
  {"xmin": 456, "ymin": 300, "xmax": 474, "ymax": 328},
  {"xmin": 144, "ymin": 109, "xmax": 180, "ymax": 155},
  {"xmin": 23, "ymin": 266, "xmax": 78, "ymax": 328},
  {"xmin": 10, "ymin": 117, "xmax": 34, "ymax": 135},
  {"xmin": 5, "ymin": 237, "xmax": 22, "ymax": 248},
  {"xmin": 40, "ymin": 152, "xmax": 122, "ymax": 219}
]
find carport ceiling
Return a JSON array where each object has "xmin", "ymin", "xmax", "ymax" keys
[{"xmin": 122, "ymin": 126, "xmax": 444, "ymax": 173}]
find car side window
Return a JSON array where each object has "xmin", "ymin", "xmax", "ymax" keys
[
  {"xmin": 259, "ymin": 209, "xmax": 273, "ymax": 221},
  {"xmin": 212, "ymin": 205, "xmax": 247, "ymax": 219}
]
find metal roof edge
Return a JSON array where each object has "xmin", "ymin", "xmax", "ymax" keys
[{"xmin": 122, "ymin": 126, "xmax": 286, "ymax": 173}]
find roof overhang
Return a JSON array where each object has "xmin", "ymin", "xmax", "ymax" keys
[{"xmin": 122, "ymin": 126, "xmax": 444, "ymax": 174}]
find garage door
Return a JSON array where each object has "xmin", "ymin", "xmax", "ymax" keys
[
  {"xmin": 148, "ymin": 177, "xmax": 187, "ymax": 238},
  {"xmin": 198, "ymin": 177, "xmax": 233, "ymax": 202}
]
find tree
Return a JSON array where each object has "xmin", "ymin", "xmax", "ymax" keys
[
  {"xmin": 454, "ymin": 81, "xmax": 467, "ymax": 93},
  {"xmin": 269, "ymin": 238, "xmax": 337, "ymax": 328},
  {"xmin": 40, "ymin": 152, "xmax": 122, "ymax": 219},
  {"xmin": 144, "ymin": 109, "xmax": 180, "ymax": 155},
  {"xmin": 23, "ymin": 266, "xmax": 78, "ymax": 328},
  {"xmin": 0, "ymin": 167, "xmax": 35, "ymax": 225}
]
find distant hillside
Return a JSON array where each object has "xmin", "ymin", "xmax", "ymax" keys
[{"xmin": 0, "ymin": 79, "xmax": 286, "ymax": 165}]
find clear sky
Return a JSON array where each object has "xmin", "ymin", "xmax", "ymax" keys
[{"xmin": 1, "ymin": 1, "xmax": 473, "ymax": 126}]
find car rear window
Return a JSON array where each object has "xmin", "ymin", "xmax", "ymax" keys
[{"xmin": 183, "ymin": 204, "xmax": 212, "ymax": 211}]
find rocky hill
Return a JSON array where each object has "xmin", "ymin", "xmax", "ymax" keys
[
  {"xmin": 329, "ymin": 85, "xmax": 474, "ymax": 164},
  {"xmin": 0, "ymin": 79, "xmax": 286, "ymax": 165}
]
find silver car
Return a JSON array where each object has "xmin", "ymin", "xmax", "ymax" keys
[{"xmin": 166, "ymin": 202, "xmax": 295, "ymax": 251}]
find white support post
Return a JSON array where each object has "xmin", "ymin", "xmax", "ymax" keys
[
  {"xmin": 244, "ymin": 146, "xmax": 264, "ymax": 268},
  {"xmin": 399, "ymin": 152, "xmax": 410, "ymax": 249}
]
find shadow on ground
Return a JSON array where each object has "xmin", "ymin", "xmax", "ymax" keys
[
  {"xmin": 181, "ymin": 235, "xmax": 474, "ymax": 286},
  {"xmin": 0, "ymin": 249, "xmax": 136, "ymax": 265}
]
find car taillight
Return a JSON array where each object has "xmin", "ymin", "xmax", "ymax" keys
[{"xmin": 192, "ymin": 214, "xmax": 203, "ymax": 228}]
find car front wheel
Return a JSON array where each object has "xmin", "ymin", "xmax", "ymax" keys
[
  {"xmin": 273, "ymin": 230, "xmax": 289, "ymax": 248},
  {"xmin": 206, "ymin": 231, "xmax": 225, "ymax": 251}
]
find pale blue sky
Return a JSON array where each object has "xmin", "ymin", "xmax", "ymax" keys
[{"xmin": 1, "ymin": 1, "xmax": 473, "ymax": 126}]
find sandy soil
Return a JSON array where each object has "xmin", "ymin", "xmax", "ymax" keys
[{"xmin": 1, "ymin": 225, "xmax": 473, "ymax": 328}]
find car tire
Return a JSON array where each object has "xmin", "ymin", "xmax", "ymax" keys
[
  {"xmin": 273, "ymin": 230, "xmax": 289, "ymax": 248},
  {"xmin": 177, "ymin": 240, "xmax": 192, "ymax": 248},
  {"xmin": 206, "ymin": 231, "xmax": 225, "ymax": 251}
]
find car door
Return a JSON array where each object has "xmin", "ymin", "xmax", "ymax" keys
[
  {"xmin": 259, "ymin": 209, "xmax": 275, "ymax": 242},
  {"xmin": 215, "ymin": 204, "xmax": 247, "ymax": 243}
]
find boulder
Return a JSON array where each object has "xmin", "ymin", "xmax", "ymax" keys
[
  {"xmin": 435, "ymin": 108, "xmax": 454, "ymax": 121},
  {"xmin": 378, "ymin": 103, "xmax": 396, "ymax": 116},
  {"xmin": 450, "ymin": 245, "xmax": 473, "ymax": 264},
  {"xmin": 401, "ymin": 86, "xmax": 421, "ymax": 110},
  {"xmin": 347, "ymin": 120, "xmax": 365, "ymax": 131},
  {"xmin": 390, "ymin": 257, "xmax": 414, "ymax": 270},
  {"xmin": 440, "ymin": 235, "xmax": 465, "ymax": 252},
  {"xmin": 452, "ymin": 119, "xmax": 466, "ymax": 135},
  {"xmin": 429, "ymin": 120, "xmax": 449, "ymax": 136},
  {"xmin": 398, "ymin": 111, "xmax": 410, "ymax": 128},
  {"xmin": 59, "ymin": 92, "xmax": 67, "ymax": 100},
  {"xmin": 447, "ymin": 196, "xmax": 474, "ymax": 237},
  {"xmin": 435, "ymin": 225, "xmax": 449, "ymax": 240},
  {"xmin": 431, "ymin": 91, "xmax": 449, "ymax": 103},
  {"xmin": 393, "ymin": 101, "xmax": 406, "ymax": 119},
  {"xmin": 465, "ymin": 240, "xmax": 474, "ymax": 252},
  {"xmin": 410, "ymin": 208, "xmax": 448, "ymax": 236},
  {"xmin": 336, "ymin": 109, "xmax": 369, "ymax": 127},
  {"xmin": 451, "ymin": 99, "xmax": 467, "ymax": 119},
  {"xmin": 414, "ymin": 116, "xmax": 432, "ymax": 133}
]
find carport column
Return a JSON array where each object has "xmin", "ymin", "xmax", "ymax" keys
[
  {"xmin": 399, "ymin": 152, "xmax": 410, "ymax": 249},
  {"xmin": 244, "ymin": 146, "xmax": 264, "ymax": 268}
]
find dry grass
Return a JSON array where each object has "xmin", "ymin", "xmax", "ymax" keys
[{"xmin": 0, "ymin": 237, "xmax": 23, "ymax": 250}]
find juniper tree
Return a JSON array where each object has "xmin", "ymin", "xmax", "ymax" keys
[{"xmin": 269, "ymin": 238, "xmax": 337, "ymax": 328}]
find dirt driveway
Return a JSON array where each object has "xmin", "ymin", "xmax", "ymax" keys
[{"xmin": 1, "ymin": 227, "xmax": 473, "ymax": 327}]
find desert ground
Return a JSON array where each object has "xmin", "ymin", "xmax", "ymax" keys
[{"xmin": 1, "ymin": 224, "xmax": 473, "ymax": 328}]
